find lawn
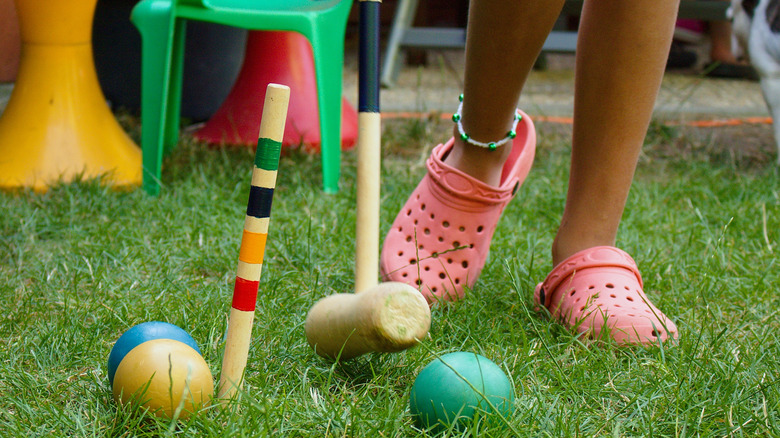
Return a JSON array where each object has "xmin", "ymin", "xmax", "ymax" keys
[{"xmin": 0, "ymin": 115, "xmax": 778, "ymax": 437}]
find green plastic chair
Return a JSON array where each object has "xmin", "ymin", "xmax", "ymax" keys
[{"xmin": 131, "ymin": 0, "xmax": 353, "ymax": 195}]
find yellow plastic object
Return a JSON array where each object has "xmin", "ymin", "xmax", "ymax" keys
[{"xmin": 0, "ymin": 0, "xmax": 141, "ymax": 191}]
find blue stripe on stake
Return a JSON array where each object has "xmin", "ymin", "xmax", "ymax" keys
[
  {"xmin": 358, "ymin": 0, "xmax": 381, "ymax": 113},
  {"xmin": 246, "ymin": 186, "xmax": 274, "ymax": 219}
]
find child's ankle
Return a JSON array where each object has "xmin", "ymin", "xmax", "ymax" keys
[
  {"xmin": 551, "ymin": 236, "xmax": 615, "ymax": 268},
  {"xmin": 442, "ymin": 129, "xmax": 512, "ymax": 187}
]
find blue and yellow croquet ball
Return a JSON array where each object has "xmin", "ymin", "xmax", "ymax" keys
[
  {"xmin": 109, "ymin": 322, "xmax": 213, "ymax": 419},
  {"xmin": 108, "ymin": 321, "xmax": 201, "ymax": 386},
  {"xmin": 409, "ymin": 352, "xmax": 514, "ymax": 431}
]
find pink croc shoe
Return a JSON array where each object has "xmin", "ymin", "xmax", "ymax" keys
[
  {"xmin": 534, "ymin": 246, "xmax": 678, "ymax": 345},
  {"xmin": 380, "ymin": 110, "xmax": 536, "ymax": 303}
]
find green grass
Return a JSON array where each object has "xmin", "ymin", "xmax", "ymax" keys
[{"xmin": 1, "ymin": 116, "xmax": 779, "ymax": 437}]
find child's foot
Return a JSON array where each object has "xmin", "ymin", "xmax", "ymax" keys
[
  {"xmin": 534, "ymin": 246, "xmax": 678, "ymax": 345},
  {"xmin": 380, "ymin": 110, "xmax": 536, "ymax": 304}
]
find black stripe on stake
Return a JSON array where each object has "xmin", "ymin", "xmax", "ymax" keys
[
  {"xmin": 358, "ymin": 0, "xmax": 381, "ymax": 113},
  {"xmin": 246, "ymin": 186, "xmax": 274, "ymax": 219}
]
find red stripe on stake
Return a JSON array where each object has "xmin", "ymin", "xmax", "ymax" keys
[{"xmin": 232, "ymin": 277, "xmax": 260, "ymax": 311}]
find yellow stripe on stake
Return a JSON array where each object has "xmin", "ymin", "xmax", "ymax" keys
[
  {"xmin": 251, "ymin": 167, "xmax": 277, "ymax": 189},
  {"xmin": 243, "ymin": 216, "xmax": 269, "ymax": 235},
  {"xmin": 236, "ymin": 260, "xmax": 263, "ymax": 283}
]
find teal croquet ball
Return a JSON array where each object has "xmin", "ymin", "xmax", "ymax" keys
[
  {"xmin": 107, "ymin": 321, "xmax": 201, "ymax": 386},
  {"xmin": 409, "ymin": 352, "xmax": 514, "ymax": 431},
  {"xmin": 112, "ymin": 338, "xmax": 213, "ymax": 419}
]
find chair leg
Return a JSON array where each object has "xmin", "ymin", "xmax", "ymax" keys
[
  {"xmin": 131, "ymin": 0, "xmax": 186, "ymax": 195},
  {"xmin": 309, "ymin": 24, "xmax": 349, "ymax": 193},
  {"xmin": 381, "ymin": 0, "xmax": 418, "ymax": 87},
  {"xmin": 132, "ymin": 0, "xmax": 172, "ymax": 195},
  {"xmin": 313, "ymin": 48, "xmax": 343, "ymax": 194},
  {"xmin": 164, "ymin": 19, "xmax": 186, "ymax": 156}
]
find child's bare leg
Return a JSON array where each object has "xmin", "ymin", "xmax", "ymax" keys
[
  {"xmin": 445, "ymin": 0, "xmax": 565, "ymax": 186},
  {"xmin": 380, "ymin": 0, "xmax": 563, "ymax": 301},
  {"xmin": 552, "ymin": 0, "xmax": 680, "ymax": 266}
]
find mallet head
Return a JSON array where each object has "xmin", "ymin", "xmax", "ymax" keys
[{"xmin": 304, "ymin": 282, "xmax": 431, "ymax": 361}]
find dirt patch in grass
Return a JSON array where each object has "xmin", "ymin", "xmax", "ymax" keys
[{"xmin": 644, "ymin": 121, "xmax": 777, "ymax": 168}]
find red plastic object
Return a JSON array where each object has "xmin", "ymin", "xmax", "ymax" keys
[{"xmin": 195, "ymin": 30, "xmax": 357, "ymax": 151}]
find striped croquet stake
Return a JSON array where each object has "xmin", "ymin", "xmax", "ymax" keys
[{"xmin": 219, "ymin": 84, "xmax": 290, "ymax": 401}]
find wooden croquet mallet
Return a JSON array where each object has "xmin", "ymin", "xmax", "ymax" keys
[
  {"xmin": 304, "ymin": 0, "xmax": 431, "ymax": 361},
  {"xmin": 219, "ymin": 83, "xmax": 290, "ymax": 401}
]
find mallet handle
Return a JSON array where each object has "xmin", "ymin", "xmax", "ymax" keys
[
  {"xmin": 305, "ymin": 0, "xmax": 430, "ymax": 362},
  {"xmin": 354, "ymin": 0, "xmax": 382, "ymax": 293},
  {"xmin": 219, "ymin": 84, "xmax": 290, "ymax": 401}
]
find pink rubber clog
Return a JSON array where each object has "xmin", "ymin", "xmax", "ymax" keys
[
  {"xmin": 380, "ymin": 110, "xmax": 536, "ymax": 303},
  {"xmin": 534, "ymin": 246, "xmax": 678, "ymax": 345}
]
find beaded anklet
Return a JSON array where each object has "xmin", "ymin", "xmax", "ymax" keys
[{"xmin": 452, "ymin": 94, "xmax": 522, "ymax": 151}]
